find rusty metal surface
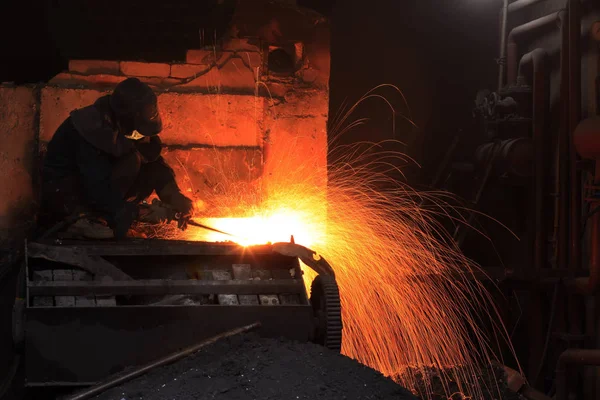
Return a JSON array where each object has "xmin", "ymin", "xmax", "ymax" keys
[
  {"xmin": 25, "ymin": 305, "xmax": 312, "ymax": 385},
  {"xmin": 271, "ymin": 242, "xmax": 335, "ymax": 277}
]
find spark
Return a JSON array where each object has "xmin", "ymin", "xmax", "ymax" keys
[{"xmin": 171, "ymin": 85, "xmax": 517, "ymax": 399}]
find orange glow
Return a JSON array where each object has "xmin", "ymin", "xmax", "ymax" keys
[
  {"xmin": 174, "ymin": 85, "xmax": 517, "ymax": 399},
  {"xmin": 192, "ymin": 211, "xmax": 324, "ymax": 247}
]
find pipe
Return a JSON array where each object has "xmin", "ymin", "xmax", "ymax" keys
[
  {"xmin": 556, "ymin": 349, "xmax": 600, "ymax": 400},
  {"xmin": 508, "ymin": 0, "xmax": 548, "ymax": 14},
  {"xmin": 565, "ymin": 8, "xmax": 584, "ymax": 390},
  {"xmin": 557, "ymin": 8, "xmax": 570, "ymax": 278},
  {"xmin": 584, "ymin": 297, "xmax": 597, "ymax": 399},
  {"xmin": 589, "ymin": 211, "xmax": 600, "ymax": 291},
  {"xmin": 507, "ymin": 11, "xmax": 565, "ymax": 86},
  {"xmin": 515, "ymin": 51, "xmax": 551, "ymax": 385},
  {"xmin": 498, "ymin": 0, "xmax": 509, "ymax": 90},
  {"xmin": 518, "ymin": 48, "xmax": 550, "ymax": 272},
  {"xmin": 64, "ymin": 322, "xmax": 261, "ymax": 400},
  {"xmin": 568, "ymin": 0, "xmax": 582, "ymax": 274}
]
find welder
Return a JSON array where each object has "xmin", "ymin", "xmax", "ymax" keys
[{"xmin": 40, "ymin": 77, "xmax": 194, "ymax": 239}]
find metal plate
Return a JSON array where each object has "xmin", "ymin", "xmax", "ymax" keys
[{"xmin": 25, "ymin": 305, "xmax": 312, "ymax": 385}]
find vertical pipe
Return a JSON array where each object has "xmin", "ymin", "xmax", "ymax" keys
[
  {"xmin": 590, "ymin": 210, "xmax": 600, "ymax": 291},
  {"xmin": 519, "ymin": 49, "xmax": 550, "ymax": 272},
  {"xmin": 498, "ymin": 0, "xmax": 510, "ymax": 91},
  {"xmin": 553, "ymin": 11, "xmax": 566, "ymax": 268},
  {"xmin": 569, "ymin": 0, "xmax": 582, "ymax": 273},
  {"xmin": 518, "ymin": 51, "xmax": 551, "ymax": 386},
  {"xmin": 566, "ymin": 0, "xmax": 582, "ymax": 345},
  {"xmin": 585, "ymin": 296, "xmax": 597, "ymax": 399},
  {"xmin": 556, "ymin": 15, "xmax": 573, "ymax": 396},
  {"xmin": 567, "ymin": 3, "xmax": 583, "ymax": 398},
  {"xmin": 596, "ymin": 295, "xmax": 600, "ymax": 398},
  {"xmin": 518, "ymin": 50, "xmax": 550, "ymax": 386},
  {"xmin": 558, "ymin": 9, "xmax": 570, "ymax": 278}
]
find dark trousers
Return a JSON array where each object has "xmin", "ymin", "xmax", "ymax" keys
[{"xmin": 40, "ymin": 153, "xmax": 175, "ymax": 226}]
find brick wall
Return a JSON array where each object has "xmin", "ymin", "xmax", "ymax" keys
[{"xmin": 0, "ymin": 86, "xmax": 38, "ymax": 247}]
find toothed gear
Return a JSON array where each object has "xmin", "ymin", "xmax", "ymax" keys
[{"xmin": 310, "ymin": 275, "xmax": 342, "ymax": 352}]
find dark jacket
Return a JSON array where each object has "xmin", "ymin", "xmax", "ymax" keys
[{"xmin": 42, "ymin": 95, "xmax": 171, "ymax": 225}]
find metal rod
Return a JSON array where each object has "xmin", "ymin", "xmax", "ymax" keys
[
  {"xmin": 566, "ymin": 8, "xmax": 584, "ymax": 397},
  {"xmin": 498, "ymin": 0, "xmax": 509, "ymax": 90},
  {"xmin": 557, "ymin": 7, "xmax": 570, "ymax": 278},
  {"xmin": 584, "ymin": 297, "xmax": 597, "ymax": 399},
  {"xmin": 28, "ymin": 279, "xmax": 305, "ymax": 297},
  {"xmin": 64, "ymin": 322, "xmax": 261, "ymax": 400},
  {"xmin": 187, "ymin": 219, "xmax": 237, "ymax": 237},
  {"xmin": 568, "ymin": 0, "xmax": 582, "ymax": 274},
  {"xmin": 518, "ymin": 49, "xmax": 550, "ymax": 273},
  {"xmin": 589, "ymin": 209, "xmax": 600, "ymax": 291}
]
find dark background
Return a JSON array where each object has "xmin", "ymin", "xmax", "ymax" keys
[{"xmin": 0, "ymin": 0, "xmax": 501, "ymax": 181}]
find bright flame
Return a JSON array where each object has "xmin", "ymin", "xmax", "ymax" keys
[{"xmin": 195, "ymin": 210, "xmax": 323, "ymax": 247}]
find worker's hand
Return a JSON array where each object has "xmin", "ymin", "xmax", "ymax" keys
[
  {"xmin": 175, "ymin": 204, "xmax": 193, "ymax": 231},
  {"xmin": 176, "ymin": 212, "xmax": 191, "ymax": 231},
  {"xmin": 171, "ymin": 195, "xmax": 194, "ymax": 231}
]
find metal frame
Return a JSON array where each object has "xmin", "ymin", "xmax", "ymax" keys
[
  {"xmin": 28, "ymin": 279, "xmax": 305, "ymax": 296},
  {"xmin": 21, "ymin": 238, "xmax": 325, "ymax": 386}
]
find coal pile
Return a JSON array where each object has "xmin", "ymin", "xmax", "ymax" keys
[{"xmin": 94, "ymin": 334, "xmax": 418, "ymax": 400}]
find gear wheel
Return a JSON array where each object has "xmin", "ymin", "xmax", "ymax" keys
[{"xmin": 310, "ymin": 275, "xmax": 342, "ymax": 352}]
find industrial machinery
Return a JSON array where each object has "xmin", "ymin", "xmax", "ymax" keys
[{"xmin": 12, "ymin": 237, "xmax": 342, "ymax": 387}]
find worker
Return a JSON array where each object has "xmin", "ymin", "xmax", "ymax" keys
[{"xmin": 40, "ymin": 77, "xmax": 194, "ymax": 239}]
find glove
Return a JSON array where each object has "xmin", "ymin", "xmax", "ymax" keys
[
  {"xmin": 171, "ymin": 194, "xmax": 194, "ymax": 231},
  {"xmin": 111, "ymin": 202, "xmax": 139, "ymax": 239},
  {"xmin": 158, "ymin": 182, "xmax": 194, "ymax": 231}
]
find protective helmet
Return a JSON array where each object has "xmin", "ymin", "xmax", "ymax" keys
[{"xmin": 110, "ymin": 77, "xmax": 163, "ymax": 136}]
